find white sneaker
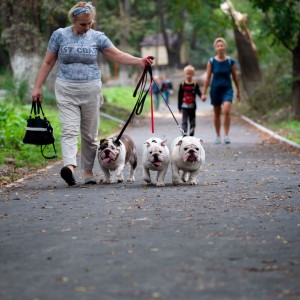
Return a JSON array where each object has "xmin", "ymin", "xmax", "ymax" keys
[
  {"xmin": 215, "ymin": 136, "xmax": 221, "ymax": 144},
  {"xmin": 224, "ymin": 136, "xmax": 231, "ymax": 144}
]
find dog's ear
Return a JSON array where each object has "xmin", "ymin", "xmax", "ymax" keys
[
  {"xmin": 161, "ymin": 139, "xmax": 167, "ymax": 147},
  {"xmin": 99, "ymin": 139, "xmax": 108, "ymax": 150},
  {"xmin": 175, "ymin": 140, "xmax": 183, "ymax": 147},
  {"xmin": 200, "ymin": 139, "xmax": 204, "ymax": 144},
  {"xmin": 144, "ymin": 142, "xmax": 150, "ymax": 148}
]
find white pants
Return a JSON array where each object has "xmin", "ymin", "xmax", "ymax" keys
[{"xmin": 55, "ymin": 78, "xmax": 102, "ymax": 170}]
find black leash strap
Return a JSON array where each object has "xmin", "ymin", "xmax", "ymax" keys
[
  {"xmin": 151, "ymin": 78, "xmax": 186, "ymax": 136},
  {"xmin": 113, "ymin": 57, "xmax": 185, "ymax": 146},
  {"xmin": 113, "ymin": 57, "xmax": 154, "ymax": 146}
]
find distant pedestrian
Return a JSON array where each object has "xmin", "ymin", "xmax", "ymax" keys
[
  {"xmin": 160, "ymin": 74, "xmax": 173, "ymax": 105},
  {"xmin": 178, "ymin": 65, "xmax": 202, "ymax": 136},
  {"xmin": 201, "ymin": 37, "xmax": 240, "ymax": 144},
  {"xmin": 152, "ymin": 74, "xmax": 161, "ymax": 111}
]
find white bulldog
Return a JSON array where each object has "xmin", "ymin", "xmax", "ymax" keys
[
  {"xmin": 98, "ymin": 134, "xmax": 137, "ymax": 183},
  {"xmin": 170, "ymin": 136, "xmax": 205, "ymax": 185},
  {"xmin": 142, "ymin": 137, "xmax": 170, "ymax": 186}
]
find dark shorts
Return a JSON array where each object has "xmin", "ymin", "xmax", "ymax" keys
[{"xmin": 210, "ymin": 86, "xmax": 233, "ymax": 106}]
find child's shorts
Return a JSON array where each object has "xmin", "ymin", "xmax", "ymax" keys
[{"xmin": 210, "ymin": 86, "xmax": 233, "ymax": 106}]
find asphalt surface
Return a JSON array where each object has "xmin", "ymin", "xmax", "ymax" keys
[{"xmin": 1, "ymin": 100, "xmax": 300, "ymax": 300}]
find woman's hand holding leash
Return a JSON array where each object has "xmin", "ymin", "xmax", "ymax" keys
[{"xmin": 143, "ymin": 56, "xmax": 154, "ymax": 67}]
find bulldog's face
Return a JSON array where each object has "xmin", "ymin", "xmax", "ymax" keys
[
  {"xmin": 144, "ymin": 138, "xmax": 168, "ymax": 167},
  {"xmin": 176, "ymin": 137, "xmax": 204, "ymax": 163},
  {"xmin": 98, "ymin": 138, "xmax": 121, "ymax": 165}
]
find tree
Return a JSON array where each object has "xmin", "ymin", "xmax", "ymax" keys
[
  {"xmin": 221, "ymin": 0, "xmax": 262, "ymax": 96},
  {"xmin": 0, "ymin": 0, "xmax": 72, "ymax": 97},
  {"xmin": 1, "ymin": 0, "xmax": 44, "ymax": 91},
  {"xmin": 248, "ymin": 0, "xmax": 300, "ymax": 120}
]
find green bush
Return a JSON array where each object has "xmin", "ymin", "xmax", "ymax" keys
[
  {"xmin": 0, "ymin": 102, "xmax": 61, "ymax": 168},
  {"xmin": 0, "ymin": 70, "xmax": 29, "ymax": 105},
  {"xmin": 244, "ymin": 58, "xmax": 292, "ymax": 118}
]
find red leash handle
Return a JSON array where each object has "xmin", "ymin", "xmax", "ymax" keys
[
  {"xmin": 150, "ymin": 79, "xmax": 154, "ymax": 134},
  {"xmin": 147, "ymin": 56, "xmax": 155, "ymax": 134}
]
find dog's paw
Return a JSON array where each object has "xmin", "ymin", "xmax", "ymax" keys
[
  {"xmin": 156, "ymin": 182, "xmax": 165, "ymax": 187},
  {"xmin": 188, "ymin": 179, "xmax": 197, "ymax": 185},
  {"xmin": 181, "ymin": 172, "xmax": 189, "ymax": 182},
  {"xmin": 172, "ymin": 175, "xmax": 180, "ymax": 186},
  {"xmin": 100, "ymin": 177, "xmax": 111, "ymax": 184},
  {"xmin": 143, "ymin": 177, "xmax": 151, "ymax": 184},
  {"xmin": 127, "ymin": 177, "xmax": 135, "ymax": 183}
]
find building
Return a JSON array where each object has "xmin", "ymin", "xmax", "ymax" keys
[{"xmin": 140, "ymin": 31, "xmax": 188, "ymax": 67}]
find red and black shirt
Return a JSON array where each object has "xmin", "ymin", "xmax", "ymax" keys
[{"xmin": 178, "ymin": 81, "xmax": 202, "ymax": 109}]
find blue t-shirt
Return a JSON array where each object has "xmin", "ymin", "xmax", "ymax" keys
[
  {"xmin": 210, "ymin": 57, "xmax": 235, "ymax": 88},
  {"xmin": 47, "ymin": 27, "xmax": 112, "ymax": 81}
]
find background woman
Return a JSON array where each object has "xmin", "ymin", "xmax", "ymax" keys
[{"xmin": 201, "ymin": 37, "xmax": 240, "ymax": 144}]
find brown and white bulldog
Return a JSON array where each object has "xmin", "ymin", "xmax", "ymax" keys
[
  {"xmin": 142, "ymin": 137, "xmax": 170, "ymax": 186},
  {"xmin": 98, "ymin": 135, "xmax": 137, "ymax": 183},
  {"xmin": 170, "ymin": 136, "xmax": 205, "ymax": 185}
]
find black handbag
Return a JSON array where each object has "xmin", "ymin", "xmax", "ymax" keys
[{"xmin": 23, "ymin": 100, "xmax": 57, "ymax": 159}]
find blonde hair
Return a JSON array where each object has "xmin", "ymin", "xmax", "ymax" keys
[
  {"xmin": 183, "ymin": 65, "xmax": 195, "ymax": 75},
  {"xmin": 68, "ymin": 2, "xmax": 96, "ymax": 23},
  {"xmin": 214, "ymin": 37, "xmax": 227, "ymax": 48}
]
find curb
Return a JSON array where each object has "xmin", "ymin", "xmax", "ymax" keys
[{"xmin": 241, "ymin": 115, "xmax": 300, "ymax": 150}]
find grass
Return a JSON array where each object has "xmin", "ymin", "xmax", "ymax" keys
[
  {"xmin": 238, "ymin": 104, "xmax": 300, "ymax": 145},
  {"xmin": 267, "ymin": 120, "xmax": 300, "ymax": 144},
  {"xmin": 0, "ymin": 86, "xmax": 149, "ymax": 187},
  {"xmin": 102, "ymin": 86, "xmax": 138, "ymax": 110}
]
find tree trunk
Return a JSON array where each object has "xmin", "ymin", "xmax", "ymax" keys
[
  {"xmin": 233, "ymin": 28, "xmax": 262, "ymax": 96},
  {"xmin": 157, "ymin": 1, "xmax": 182, "ymax": 69},
  {"xmin": 118, "ymin": 0, "xmax": 131, "ymax": 86},
  {"xmin": 9, "ymin": 51, "xmax": 42, "ymax": 101},
  {"xmin": 292, "ymin": 33, "xmax": 300, "ymax": 121}
]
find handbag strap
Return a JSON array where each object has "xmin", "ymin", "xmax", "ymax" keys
[
  {"xmin": 41, "ymin": 143, "xmax": 57, "ymax": 159},
  {"xmin": 36, "ymin": 99, "xmax": 46, "ymax": 118},
  {"xmin": 30, "ymin": 101, "xmax": 37, "ymax": 117},
  {"xmin": 36, "ymin": 99, "xmax": 57, "ymax": 159}
]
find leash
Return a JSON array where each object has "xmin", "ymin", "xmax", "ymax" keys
[
  {"xmin": 113, "ymin": 56, "xmax": 154, "ymax": 146},
  {"xmin": 113, "ymin": 56, "xmax": 185, "ymax": 146},
  {"xmin": 151, "ymin": 78, "xmax": 186, "ymax": 136},
  {"xmin": 150, "ymin": 79, "xmax": 155, "ymax": 134}
]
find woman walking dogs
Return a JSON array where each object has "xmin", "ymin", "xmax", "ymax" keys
[
  {"xmin": 32, "ymin": 2, "xmax": 153, "ymax": 186},
  {"xmin": 201, "ymin": 37, "xmax": 240, "ymax": 144}
]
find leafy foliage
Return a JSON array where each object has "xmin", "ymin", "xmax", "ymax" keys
[
  {"xmin": 248, "ymin": 0, "xmax": 300, "ymax": 51},
  {"xmin": 0, "ymin": 102, "xmax": 61, "ymax": 168}
]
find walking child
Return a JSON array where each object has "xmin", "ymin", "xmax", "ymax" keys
[{"xmin": 178, "ymin": 65, "xmax": 202, "ymax": 136}]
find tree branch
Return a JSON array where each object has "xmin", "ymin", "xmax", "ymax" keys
[{"xmin": 265, "ymin": 12, "xmax": 293, "ymax": 52}]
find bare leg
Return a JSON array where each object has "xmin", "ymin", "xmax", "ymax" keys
[
  {"xmin": 223, "ymin": 102, "xmax": 231, "ymax": 136},
  {"xmin": 67, "ymin": 165, "xmax": 75, "ymax": 173},
  {"xmin": 214, "ymin": 106, "xmax": 222, "ymax": 137},
  {"xmin": 84, "ymin": 170, "xmax": 94, "ymax": 178}
]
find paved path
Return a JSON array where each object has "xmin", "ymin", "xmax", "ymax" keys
[{"xmin": 1, "ymin": 100, "xmax": 300, "ymax": 300}]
